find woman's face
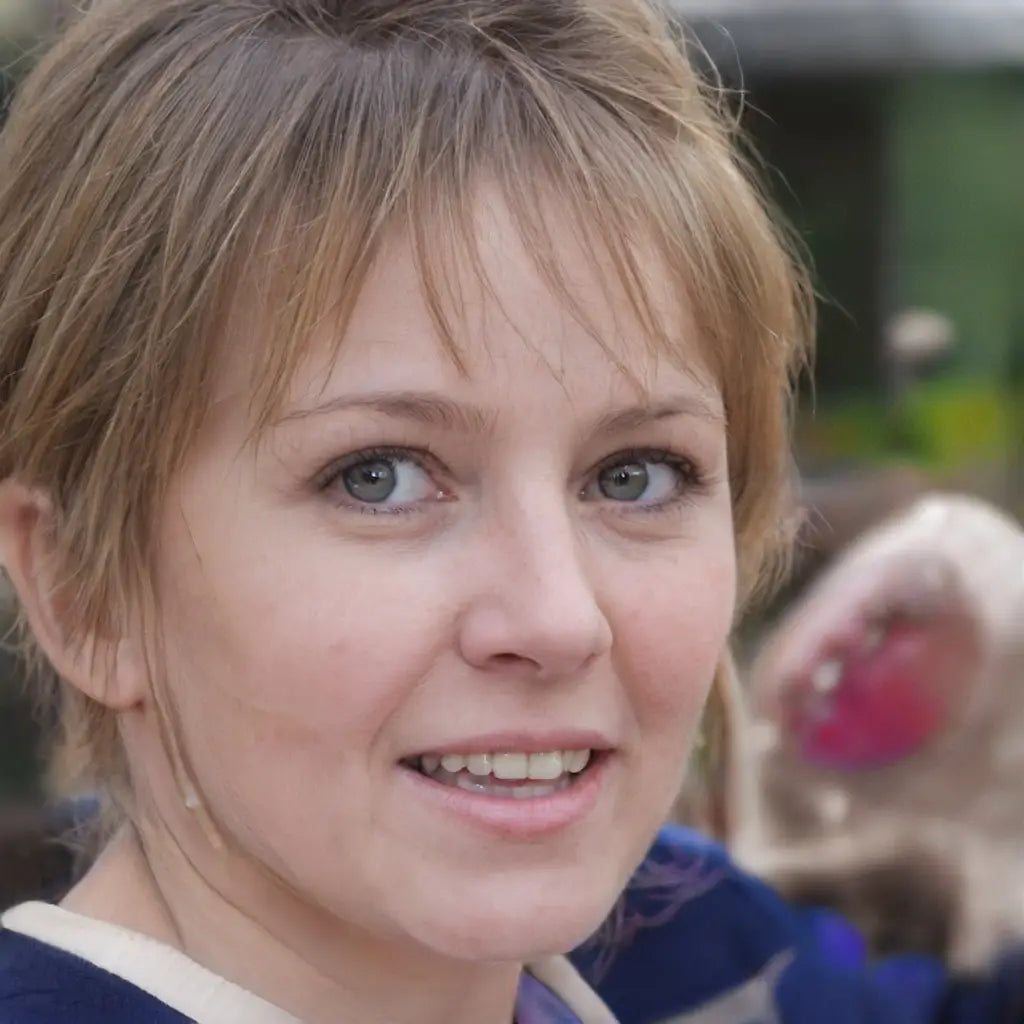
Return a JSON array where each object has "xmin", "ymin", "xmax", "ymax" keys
[{"xmin": 145, "ymin": 195, "xmax": 736, "ymax": 962}]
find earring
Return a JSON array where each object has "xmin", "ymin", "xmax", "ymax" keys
[{"xmin": 182, "ymin": 783, "xmax": 201, "ymax": 811}]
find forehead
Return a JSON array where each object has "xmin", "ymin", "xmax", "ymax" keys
[{"xmin": 282, "ymin": 190, "xmax": 721, "ymax": 419}]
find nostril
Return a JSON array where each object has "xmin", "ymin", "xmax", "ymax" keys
[{"xmin": 489, "ymin": 652, "xmax": 537, "ymax": 668}]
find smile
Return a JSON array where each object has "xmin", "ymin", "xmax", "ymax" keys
[{"xmin": 409, "ymin": 749, "xmax": 594, "ymax": 799}]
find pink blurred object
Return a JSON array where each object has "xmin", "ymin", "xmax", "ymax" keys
[
  {"xmin": 781, "ymin": 616, "xmax": 976, "ymax": 770},
  {"xmin": 737, "ymin": 493, "xmax": 1024, "ymax": 967},
  {"xmin": 761, "ymin": 539, "xmax": 985, "ymax": 771}
]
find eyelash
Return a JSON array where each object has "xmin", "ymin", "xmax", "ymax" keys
[
  {"xmin": 589, "ymin": 447, "xmax": 707, "ymax": 513},
  {"xmin": 314, "ymin": 446, "xmax": 443, "ymax": 515},
  {"xmin": 314, "ymin": 445, "xmax": 708, "ymax": 515}
]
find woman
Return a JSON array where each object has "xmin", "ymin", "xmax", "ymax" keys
[{"xmin": 0, "ymin": 1, "xmax": 808, "ymax": 1021}]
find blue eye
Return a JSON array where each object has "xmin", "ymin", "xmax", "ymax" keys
[
  {"xmin": 342, "ymin": 458, "xmax": 402, "ymax": 503},
  {"xmin": 586, "ymin": 451, "xmax": 699, "ymax": 507},
  {"xmin": 321, "ymin": 449, "xmax": 442, "ymax": 510}
]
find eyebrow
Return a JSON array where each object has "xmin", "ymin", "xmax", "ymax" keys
[
  {"xmin": 592, "ymin": 395, "xmax": 724, "ymax": 433},
  {"xmin": 280, "ymin": 389, "xmax": 723, "ymax": 434},
  {"xmin": 280, "ymin": 391, "xmax": 497, "ymax": 434}
]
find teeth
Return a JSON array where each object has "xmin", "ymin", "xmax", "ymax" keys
[
  {"xmin": 492, "ymin": 753, "xmax": 529, "ymax": 780},
  {"xmin": 466, "ymin": 754, "xmax": 492, "ymax": 777},
  {"xmin": 453, "ymin": 774, "xmax": 572, "ymax": 798},
  {"xmin": 416, "ymin": 748, "xmax": 594, "ymax": 786},
  {"xmin": 563, "ymin": 749, "xmax": 591, "ymax": 774},
  {"xmin": 528, "ymin": 752, "xmax": 563, "ymax": 780}
]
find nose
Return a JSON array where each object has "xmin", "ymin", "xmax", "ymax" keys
[{"xmin": 456, "ymin": 505, "xmax": 613, "ymax": 681}]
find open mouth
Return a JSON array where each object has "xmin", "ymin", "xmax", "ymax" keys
[{"xmin": 402, "ymin": 749, "xmax": 598, "ymax": 799}]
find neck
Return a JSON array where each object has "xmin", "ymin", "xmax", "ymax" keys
[{"xmin": 62, "ymin": 825, "xmax": 522, "ymax": 1024}]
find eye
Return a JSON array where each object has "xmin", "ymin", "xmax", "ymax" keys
[
  {"xmin": 319, "ymin": 448, "xmax": 444, "ymax": 510},
  {"xmin": 584, "ymin": 450, "xmax": 699, "ymax": 508}
]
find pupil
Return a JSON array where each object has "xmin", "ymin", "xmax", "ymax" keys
[
  {"xmin": 600, "ymin": 462, "xmax": 648, "ymax": 501},
  {"xmin": 344, "ymin": 460, "xmax": 396, "ymax": 503}
]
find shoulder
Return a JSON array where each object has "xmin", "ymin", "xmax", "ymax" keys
[{"xmin": 0, "ymin": 926, "xmax": 193, "ymax": 1024}]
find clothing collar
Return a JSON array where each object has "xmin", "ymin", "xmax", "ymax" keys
[{"xmin": 2, "ymin": 901, "xmax": 617, "ymax": 1024}]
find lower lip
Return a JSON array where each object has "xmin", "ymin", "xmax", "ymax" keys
[{"xmin": 399, "ymin": 756, "xmax": 610, "ymax": 838}]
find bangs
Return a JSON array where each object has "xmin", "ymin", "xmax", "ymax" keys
[
  {"xmin": 241, "ymin": 111, "xmax": 708, "ymax": 430},
  {"xmin": 209, "ymin": 16, "xmax": 802, "ymax": 438}
]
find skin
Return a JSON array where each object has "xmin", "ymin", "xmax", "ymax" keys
[{"xmin": 0, "ymin": 193, "xmax": 736, "ymax": 1023}]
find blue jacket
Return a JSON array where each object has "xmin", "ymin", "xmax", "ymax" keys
[{"xmin": 576, "ymin": 824, "xmax": 1024, "ymax": 1024}]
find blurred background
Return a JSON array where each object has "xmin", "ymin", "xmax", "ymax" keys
[{"xmin": 0, "ymin": 0, "xmax": 1022, "ymax": 917}]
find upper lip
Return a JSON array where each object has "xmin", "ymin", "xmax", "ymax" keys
[{"xmin": 405, "ymin": 729, "xmax": 616, "ymax": 758}]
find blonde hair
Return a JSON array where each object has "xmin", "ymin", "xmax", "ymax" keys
[{"xmin": 0, "ymin": 0, "xmax": 810, "ymax": 810}]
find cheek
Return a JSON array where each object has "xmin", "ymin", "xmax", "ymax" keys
[
  {"xmin": 612, "ymin": 540, "xmax": 736, "ymax": 732},
  {"xmin": 150, "ymin": 537, "xmax": 457, "ymax": 867},
  {"xmin": 154, "ymin": 515, "xmax": 452, "ymax": 763}
]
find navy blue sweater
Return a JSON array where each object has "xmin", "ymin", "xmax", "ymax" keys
[{"xmin": 0, "ymin": 928, "xmax": 192, "ymax": 1023}]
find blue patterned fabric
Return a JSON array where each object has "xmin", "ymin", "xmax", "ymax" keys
[{"xmin": 576, "ymin": 824, "xmax": 1024, "ymax": 1024}]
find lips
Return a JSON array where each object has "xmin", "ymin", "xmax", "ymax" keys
[{"xmin": 399, "ymin": 742, "xmax": 611, "ymax": 837}]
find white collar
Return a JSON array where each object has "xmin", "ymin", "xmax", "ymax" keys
[
  {"xmin": 1, "ymin": 901, "xmax": 617, "ymax": 1024},
  {"xmin": 1, "ymin": 901, "xmax": 298, "ymax": 1024}
]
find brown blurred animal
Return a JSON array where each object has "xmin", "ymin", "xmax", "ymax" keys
[{"xmin": 736, "ymin": 493, "xmax": 1024, "ymax": 968}]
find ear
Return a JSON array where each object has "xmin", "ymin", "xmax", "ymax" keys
[{"xmin": 0, "ymin": 479, "xmax": 145, "ymax": 711}]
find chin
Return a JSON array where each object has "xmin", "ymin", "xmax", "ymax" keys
[{"xmin": 403, "ymin": 877, "xmax": 620, "ymax": 963}]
